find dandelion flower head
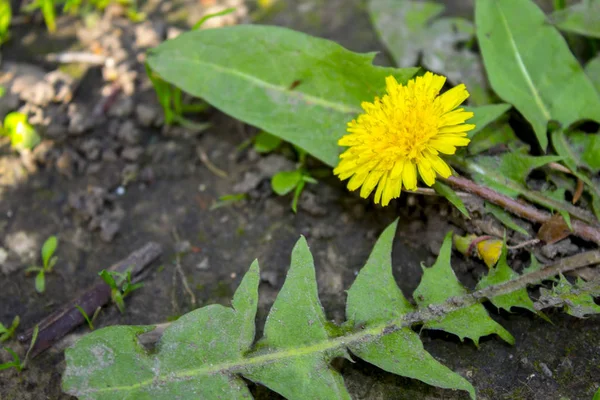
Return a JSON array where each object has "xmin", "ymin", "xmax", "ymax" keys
[{"xmin": 334, "ymin": 72, "xmax": 475, "ymax": 206}]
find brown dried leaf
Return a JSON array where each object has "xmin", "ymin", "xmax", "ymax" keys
[{"xmin": 537, "ymin": 214, "xmax": 571, "ymax": 244}]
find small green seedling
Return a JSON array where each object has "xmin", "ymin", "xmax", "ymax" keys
[
  {"xmin": 191, "ymin": 7, "xmax": 235, "ymax": 30},
  {"xmin": 210, "ymin": 193, "xmax": 248, "ymax": 210},
  {"xmin": 145, "ymin": 63, "xmax": 210, "ymax": 128},
  {"xmin": 75, "ymin": 306, "xmax": 102, "ymax": 331},
  {"xmin": 270, "ymin": 148, "xmax": 317, "ymax": 212},
  {"xmin": 98, "ymin": 268, "xmax": 143, "ymax": 314},
  {"xmin": 253, "ymin": 131, "xmax": 282, "ymax": 153},
  {"xmin": 25, "ymin": 236, "xmax": 58, "ymax": 294},
  {"xmin": 23, "ymin": 0, "xmax": 56, "ymax": 32},
  {"xmin": 145, "ymin": 7, "xmax": 236, "ymax": 128},
  {"xmin": 0, "ymin": 0, "xmax": 11, "ymax": 45},
  {"xmin": 1, "ymin": 112, "xmax": 41, "ymax": 151},
  {"xmin": 0, "ymin": 316, "xmax": 20, "ymax": 343},
  {"xmin": 0, "ymin": 325, "xmax": 38, "ymax": 372}
]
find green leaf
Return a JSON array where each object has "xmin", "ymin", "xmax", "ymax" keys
[
  {"xmin": 548, "ymin": 0, "xmax": 600, "ymax": 38},
  {"xmin": 3, "ymin": 112, "xmax": 40, "ymax": 150},
  {"xmin": 0, "ymin": 0, "xmax": 11, "ymax": 44},
  {"xmin": 0, "ymin": 347, "xmax": 20, "ymax": 371},
  {"xmin": 538, "ymin": 275, "xmax": 600, "ymax": 318},
  {"xmin": 346, "ymin": 220, "xmax": 476, "ymax": 399},
  {"xmin": 368, "ymin": 0, "xmax": 444, "ymax": 67},
  {"xmin": 98, "ymin": 270, "xmax": 117, "ymax": 289},
  {"xmin": 146, "ymin": 25, "xmax": 418, "ymax": 166},
  {"xmin": 554, "ymin": 130, "xmax": 600, "ymax": 174},
  {"xmin": 244, "ymin": 238, "xmax": 351, "ymax": 399},
  {"xmin": 414, "ymin": 232, "xmax": 515, "ymax": 346},
  {"xmin": 271, "ymin": 170, "xmax": 302, "ymax": 196},
  {"xmin": 586, "ymin": 54, "xmax": 600, "ymax": 93},
  {"xmin": 0, "ymin": 316, "xmax": 19, "ymax": 342},
  {"xmin": 476, "ymin": 243, "xmax": 540, "ymax": 316},
  {"xmin": 464, "ymin": 104, "xmax": 511, "ymax": 139},
  {"xmin": 475, "ymin": 0, "xmax": 600, "ymax": 150},
  {"xmin": 485, "ymin": 202, "xmax": 530, "ymax": 236},
  {"xmin": 459, "ymin": 153, "xmax": 593, "ymax": 220},
  {"xmin": 466, "ymin": 153, "xmax": 562, "ymax": 197},
  {"xmin": 469, "ymin": 123, "xmax": 521, "ymax": 155},
  {"xmin": 35, "ymin": 270, "xmax": 45, "ymax": 293},
  {"xmin": 594, "ymin": 386, "xmax": 600, "ymax": 400},
  {"xmin": 63, "ymin": 261, "xmax": 261, "ymax": 399},
  {"xmin": 254, "ymin": 131, "xmax": 282, "ymax": 153},
  {"xmin": 522, "ymin": 252, "xmax": 543, "ymax": 276},
  {"xmin": 41, "ymin": 235, "xmax": 57, "ymax": 269},
  {"xmin": 433, "ymin": 181, "xmax": 470, "ymax": 218}
]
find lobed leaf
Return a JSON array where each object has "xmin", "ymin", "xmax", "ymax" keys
[
  {"xmin": 63, "ymin": 220, "xmax": 600, "ymax": 399},
  {"xmin": 414, "ymin": 233, "xmax": 515, "ymax": 346},
  {"xmin": 146, "ymin": 25, "xmax": 418, "ymax": 166},
  {"xmin": 476, "ymin": 244, "xmax": 542, "ymax": 318},
  {"xmin": 475, "ymin": 0, "xmax": 600, "ymax": 150},
  {"xmin": 243, "ymin": 237, "xmax": 351, "ymax": 399},
  {"xmin": 346, "ymin": 221, "xmax": 476, "ymax": 399},
  {"xmin": 538, "ymin": 275, "xmax": 600, "ymax": 318},
  {"xmin": 63, "ymin": 261, "xmax": 261, "ymax": 399}
]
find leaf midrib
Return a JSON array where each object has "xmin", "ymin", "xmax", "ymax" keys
[
  {"xmin": 494, "ymin": 1, "xmax": 551, "ymax": 121},
  {"xmin": 155, "ymin": 55, "xmax": 363, "ymax": 116},
  {"xmin": 74, "ymin": 319, "xmax": 398, "ymax": 395}
]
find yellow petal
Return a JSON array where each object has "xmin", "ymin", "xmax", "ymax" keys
[
  {"xmin": 437, "ymin": 84, "xmax": 470, "ymax": 113},
  {"xmin": 374, "ymin": 172, "xmax": 388, "ymax": 204},
  {"xmin": 427, "ymin": 153, "xmax": 452, "ymax": 178},
  {"xmin": 402, "ymin": 160, "xmax": 417, "ymax": 191},
  {"xmin": 347, "ymin": 168, "xmax": 370, "ymax": 191},
  {"xmin": 438, "ymin": 124, "xmax": 476, "ymax": 134},
  {"xmin": 382, "ymin": 176, "xmax": 398, "ymax": 206},
  {"xmin": 360, "ymin": 169, "xmax": 385, "ymax": 198},
  {"xmin": 417, "ymin": 160, "xmax": 436, "ymax": 186}
]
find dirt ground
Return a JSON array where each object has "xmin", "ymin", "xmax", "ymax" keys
[{"xmin": 0, "ymin": 0, "xmax": 598, "ymax": 399}]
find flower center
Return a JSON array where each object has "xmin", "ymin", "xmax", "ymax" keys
[{"xmin": 385, "ymin": 99, "xmax": 440, "ymax": 161}]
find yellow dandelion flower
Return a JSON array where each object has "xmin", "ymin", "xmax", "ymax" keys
[{"xmin": 334, "ymin": 72, "xmax": 475, "ymax": 206}]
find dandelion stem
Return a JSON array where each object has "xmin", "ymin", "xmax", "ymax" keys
[{"xmin": 444, "ymin": 175, "xmax": 600, "ymax": 245}]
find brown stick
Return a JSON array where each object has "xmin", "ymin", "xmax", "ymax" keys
[
  {"xmin": 18, "ymin": 242, "xmax": 163, "ymax": 357},
  {"xmin": 445, "ymin": 175, "xmax": 600, "ymax": 245}
]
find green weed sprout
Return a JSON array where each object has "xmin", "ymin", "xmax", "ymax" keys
[
  {"xmin": 144, "ymin": 7, "xmax": 237, "ymax": 128},
  {"xmin": 0, "ymin": 325, "xmax": 38, "ymax": 372},
  {"xmin": 210, "ymin": 193, "xmax": 248, "ymax": 211},
  {"xmin": 23, "ymin": 0, "xmax": 56, "ymax": 32},
  {"xmin": 98, "ymin": 268, "xmax": 143, "ymax": 314},
  {"xmin": 270, "ymin": 147, "xmax": 317, "ymax": 213},
  {"xmin": 144, "ymin": 63, "xmax": 209, "ymax": 128},
  {"xmin": 25, "ymin": 236, "xmax": 58, "ymax": 294},
  {"xmin": 1, "ymin": 112, "xmax": 40, "ymax": 151},
  {"xmin": 0, "ymin": 0, "xmax": 11, "ymax": 45},
  {"xmin": 0, "ymin": 316, "xmax": 20, "ymax": 343},
  {"xmin": 63, "ymin": 0, "xmax": 145, "ymax": 22},
  {"xmin": 75, "ymin": 306, "xmax": 102, "ymax": 331}
]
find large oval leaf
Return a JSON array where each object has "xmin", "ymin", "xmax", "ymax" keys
[
  {"xmin": 146, "ymin": 25, "xmax": 418, "ymax": 166},
  {"xmin": 475, "ymin": 0, "xmax": 600, "ymax": 151}
]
